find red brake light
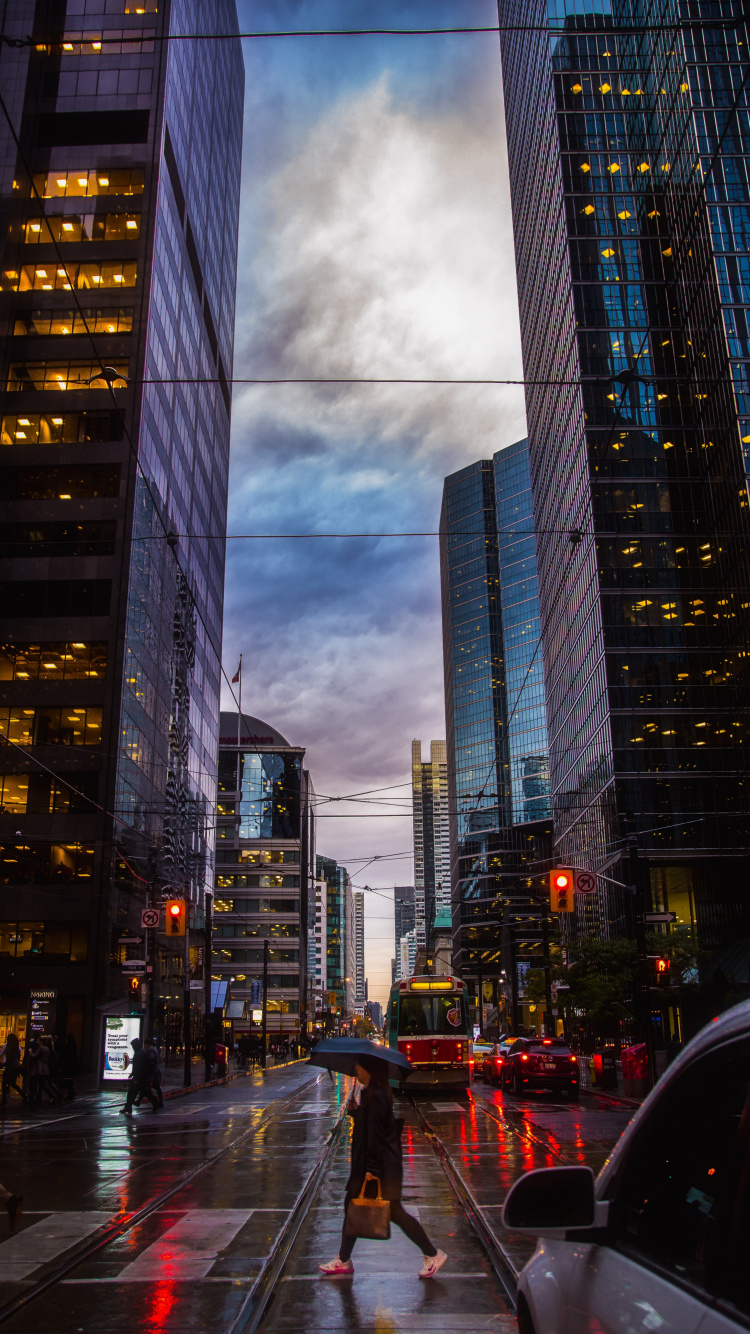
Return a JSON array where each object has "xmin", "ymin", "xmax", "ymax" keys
[
  {"xmin": 495, "ymin": 1058, "xmax": 502, "ymax": 1066},
  {"xmin": 521, "ymin": 1053, "xmax": 529, "ymax": 1062},
  {"xmin": 570, "ymin": 1055, "xmax": 578, "ymax": 1063}
]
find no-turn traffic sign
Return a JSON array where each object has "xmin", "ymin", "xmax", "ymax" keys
[
  {"xmin": 574, "ymin": 870, "xmax": 597, "ymax": 896},
  {"xmin": 141, "ymin": 907, "xmax": 161, "ymax": 929}
]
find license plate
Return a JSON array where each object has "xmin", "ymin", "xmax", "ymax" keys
[{"xmin": 543, "ymin": 1062, "xmax": 556, "ymax": 1069}]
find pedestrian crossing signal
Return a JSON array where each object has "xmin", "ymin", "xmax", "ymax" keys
[
  {"xmin": 550, "ymin": 868, "xmax": 574, "ymax": 913},
  {"xmin": 166, "ymin": 899, "xmax": 186, "ymax": 935}
]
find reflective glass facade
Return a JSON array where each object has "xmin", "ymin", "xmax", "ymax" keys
[
  {"xmin": 316, "ymin": 854, "xmax": 352, "ymax": 1020},
  {"xmin": 0, "ymin": 1, "xmax": 243, "ymax": 1065},
  {"xmin": 214, "ymin": 713, "xmax": 313, "ymax": 1036},
  {"xmin": 440, "ymin": 453, "xmax": 553, "ymax": 988},
  {"xmin": 499, "ymin": 0, "xmax": 750, "ymax": 948},
  {"xmin": 494, "ymin": 441, "xmax": 552, "ymax": 823}
]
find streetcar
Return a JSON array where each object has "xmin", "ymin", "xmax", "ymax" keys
[{"xmin": 386, "ymin": 974, "xmax": 473, "ymax": 1088}]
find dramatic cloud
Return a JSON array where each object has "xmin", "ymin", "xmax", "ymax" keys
[{"xmin": 224, "ymin": 56, "xmax": 525, "ymax": 999}]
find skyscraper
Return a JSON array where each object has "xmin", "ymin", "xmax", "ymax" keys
[
  {"xmin": 411, "ymin": 739, "xmax": 451, "ymax": 949},
  {"xmin": 440, "ymin": 442, "xmax": 553, "ymax": 1005},
  {"xmin": 0, "ymin": 3, "xmax": 243, "ymax": 1066},
  {"xmin": 214, "ymin": 713, "xmax": 313, "ymax": 1039},
  {"xmin": 352, "ymin": 888, "xmax": 365, "ymax": 1006},
  {"xmin": 393, "ymin": 883, "xmax": 415, "ymax": 980},
  {"xmin": 498, "ymin": 0, "xmax": 750, "ymax": 959},
  {"xmin": 316, "ymin": 853, "xmax": 352, "ymax": 1022}
]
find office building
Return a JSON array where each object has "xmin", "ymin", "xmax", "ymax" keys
[
  {"xmin": 366, "ymin": 999, "xmax": 382, "ymax": 1030},
  {"xmin": 399, "ymin": 928, "xmax": 417, "ymax": 981},
  {"xmin": 0, "ymin": 2, "xmax": 243, "ymax": 1067},
  {"xmin": 411, "ymin": 740, "xmax": 451, "ymax": 948},
  {"xmin": 316, "ymin": 853, "xmax": 352, "ymax": 1023},
  {"xmin": 498, "ymin": 0, "xmax": 750, "ymax": 962},
  {"xmin": 392, "ymin": 883, "xmax": 415, "ymax": 981},
  {"xmin": 213, "ymin": 713, "xmax": 313, "ymax": 1037},
  {"xmin": 352, "ymin": 888, "xmax": 365, "ymax": 1005},
  {"xmin": 307, "ymin": 876, "xmax": 326, "ymax": 1022},
  {"xmin": 440, "ymin": 444, "xmax": 553, "ymax": 1017}
]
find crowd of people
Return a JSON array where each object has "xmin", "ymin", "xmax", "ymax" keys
[{"xmin": 0, "ymin": 1031, "xmax": 78, "ymax": 1108}]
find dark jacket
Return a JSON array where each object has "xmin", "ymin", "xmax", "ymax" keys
[
  {"xmin": 131, "ymin": 1050, "xmax": 151, "ymax": 1083},
  {"xmin": 347, "ymin": 1085, "xmax": 404, "ymax": 1203}
]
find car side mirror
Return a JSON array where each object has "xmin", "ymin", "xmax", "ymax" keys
[{"xmin": 502, "ymin": 1166, "xmax": 609, "ymax": 1237}]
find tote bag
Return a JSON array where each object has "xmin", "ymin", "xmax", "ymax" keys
[{"xmin": 344, "ymin": 1173, "xmax": 391, "ymax": 1240}]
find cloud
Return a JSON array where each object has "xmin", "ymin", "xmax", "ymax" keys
[{"xmin": 224, "ymin": 68, "xmax": 525, "ymax": 1000}]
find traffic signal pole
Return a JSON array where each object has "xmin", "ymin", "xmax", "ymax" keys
[
  {"xmin": 261, "ymin": 937, "xmax": 269, "ymax": 1068},
  {"xmin": 627, "ymin": 830, "xmax": 657, "ymax": 1089},
  {"xmin": 204, "ymin": 891, "xmax": 213, "ymax": 1083},
  {"xmin": 183, "ymin": 909, "xmax": 191, "ymax": 1088}
]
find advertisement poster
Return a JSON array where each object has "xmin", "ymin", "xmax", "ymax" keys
[{"xmin": 102, "ymin": 1015, "xmax": 141, "ymax": 1081}]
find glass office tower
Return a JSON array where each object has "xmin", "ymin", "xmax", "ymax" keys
[
  {"xmin": 0, "ymin": 2, "xmax": 243, "ymax": 1066},
  {"xmin": 316, "ymin": 854, "xmax": 352, "ymax": 1025},
  {"xmin": 498, "ymin": 0, "xmax": 750, "ymax": 956},
  {"xmin": 411, "ymin": 739, "xmax": 451, "ymax": 949},
  {"xmin": 440, "ymin": 446, "xmax": 552, "ymax": 1009},
  {"xmin": 214, "ymin": 714, "xmax": 313, "ymax": 1040}
]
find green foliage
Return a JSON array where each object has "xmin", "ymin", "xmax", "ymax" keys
[{"xmin": 525, "ymin": 929, "xmax": 699, "ymax": 1023}]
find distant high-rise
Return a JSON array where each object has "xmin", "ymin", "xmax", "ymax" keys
[
  {"xmin": 499, "ymin": 0, "xmax": 750, "ymax": 956},
  {"xmin": 215, "ymin": 713, "xmax": 313, "ymax": 1039},
  {"xmin": 411, "ymin": 740, "xmax": 451, "ymax": 948},
  {"xmin": 0, "ymin": 2, "xmax": 243, "ymax": 1065},
  {"xmin": 393, "ymin": 883, "xmax": 415, "ymax": 979},
  {"xmin": 352, "ymin": 889, "xmax": 365, "ymax": 1005},
  {"xmin": 316, "ymin": 854, "xmax": 352, "ymax": 1021},
  {"xmin": 440, "ymin": 442, "xmax": 553, "ymax": 996}
]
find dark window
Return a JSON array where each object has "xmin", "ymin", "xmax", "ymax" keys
[
  {"xmin": 610, "ymin": 1037, "xmax": 750, "ymax": 1318},
  {"xmin": 0, "ymin": 521, "xmax": 116, "ymax": 559},
  {"xmin": 0, "ymin": 466, "xmax": 120, "ymax": 500},
  {"xmin": 0, "ymin": 843, "xmax": 94, "ymax": 884},
  {"xmin": 37, "ymin": 110, "xmax": 150, "ymax": 146},
  {"xmin": 0, "ymin": 580, "xmax": 111, "ymax": 617}
]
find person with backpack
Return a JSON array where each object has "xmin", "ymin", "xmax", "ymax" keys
[
  {"xmin": 0, "ymin": 1033, "xmax": 26, "ymax": 1107},
  {"xmin": 319, "ymin": 1053, "xmax": 447, "ymax": 1279}
]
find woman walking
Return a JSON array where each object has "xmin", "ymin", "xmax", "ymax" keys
[
  {"xmin": 0, "ymin": 1033, "xmax": 26, "ymax": 1107},
  {"xmin": 320, "ymin": 1054, "xmax": 447, "ymax": 1279}
]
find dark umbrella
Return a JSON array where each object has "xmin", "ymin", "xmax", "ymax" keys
[{"xmin": 308, "ymin": 1037, "xmax": 413, "ymax": 1082}]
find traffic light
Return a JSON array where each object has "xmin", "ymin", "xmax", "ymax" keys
[
  {"xmin": 128, "ymin": 976, "xmax": 140, "ymax": 1001},
  {"xmin": 550, "ymin": 867, "xmax": 574, "ymax": 913},
  {"xmin": 166, "ymin": 898, "xmax": 186, "ymax": 935},
  {"xmin": 655, "ymin": 957, "xmax": 670, "ymax": 977}
]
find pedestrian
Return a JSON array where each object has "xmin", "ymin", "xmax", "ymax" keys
[
  {"xmin": 0, "ymin": 1033, "xmax": 26, "ymax": 1107},
  {"xmin": 119, "ymin": 1038, "xmax": 159, "ymax": 1115},
  {"xmin": 58, "ymin": 1034, "xmax": 78, "ymax": 1101},
  {"xmin": 144, "ymin": 1037, "xmax": 163, "ymax": 1108},
  {"xmin": 319, "ymin": 1054, "xmax": 447, "ymax": 1279},
  {"xmin": 0, "ymin": 1180, "xmax": 22, "ymax": 1231}
]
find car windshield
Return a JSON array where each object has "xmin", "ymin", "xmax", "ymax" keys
[
  {"xmin": 529, "ymin": 1041, "xmax": 570, "ymax": 1053},
  {"xmin": 399, "ymin": 995, "xmax": 466, "ymax": 1036}
]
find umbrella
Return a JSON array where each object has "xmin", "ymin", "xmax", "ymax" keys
[{"xmin": 308, "ymin": 1037, "xmax": 413, "ymax": 1082}]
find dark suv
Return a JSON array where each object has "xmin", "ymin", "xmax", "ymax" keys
[{"xmin": 501, "ymin": 1037, "xmax": 579, "ymax": 1100}]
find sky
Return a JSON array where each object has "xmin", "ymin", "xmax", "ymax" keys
[{"xmin": 222, "ymin": 0, "xmax": 527, "ymax": 1005}]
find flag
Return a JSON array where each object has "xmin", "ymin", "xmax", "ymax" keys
[{"xmin": 232, "ymin": 656, "xmax": 241, "ymax": 684}]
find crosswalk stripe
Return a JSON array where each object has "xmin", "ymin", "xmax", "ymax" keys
[
  {"xmin": 429, "ymin": 1102, "xmax": 465, "ymax": 1112},
  {"xmin": 116, "ymin": 1209, "xmax": 253, "ymax": 1280},
  {"xmin": 0, "ymin": 1212, "xmax": 111, "ymax": 1280}
]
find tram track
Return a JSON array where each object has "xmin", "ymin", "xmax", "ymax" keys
[{"xmin": 0, "ymin": 1072, "xmax": 324, "ymax": 1328}]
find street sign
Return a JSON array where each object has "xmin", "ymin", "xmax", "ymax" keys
[
  {"xmin": 643, "ymin": 911, "xmax": 677, "ymax": 924},
  {"xmin": 122, "ymin": 959, "xmax": 146, "ymax": 973},
  {"xmin": 118, "ymin": 936, "xmax": 142, "ymax": 945},
  {"xmin": 141, "ymin": 908, "xmax": 160, "ymax": 929},
  {"xmin": 574, "ymin": 870, "xmax": 597, "ymax": 895}
]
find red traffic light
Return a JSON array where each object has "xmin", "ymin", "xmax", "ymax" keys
[
  {"xmin": 554, "ymin": 872, "xmax": 569, "ymax": 889},
  {"xmin": 656, "ymin": 957, "xmax": 670, "ymax": 974},
  {"xmin": 165, "ymin": 899, "xmax": 186, "ymax": 935},
  {"xmin": 549, "ymin": 868, "xmax": 574, "ymax": 912}
]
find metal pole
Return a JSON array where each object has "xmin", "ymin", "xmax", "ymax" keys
[
  {"xmin": 183, "ymin": 908, "xmax": 191, "ymax": 1088},
  {"xmin": 261, "ymin": 937, "xmax": 269, "ymax": 1068},
  {"xmin": 146, "ymin": 848, "xmax": 157, "ymax": 1042},
  {"xmin": 542, "ymin": 915, "xmax": 553, "ymax": 1037},
  {"xmin": 509, "ymin": 922, "xmax": 519, "ymax": 1036},
  {"xmin": 204, "ymin": 891, "xmax": 213, "ymax": 1082},
  {"xmin": 627, "ymin": 827, "xmax": 657, "ymax": 1088},
  {"xmin": 477, "ymin": 965, "xmax": 484, "ymax": 1037}
]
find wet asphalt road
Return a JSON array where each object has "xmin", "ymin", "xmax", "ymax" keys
[{"xmin": 0, "ymin": 1068, "xmax": 633, "ymax": 1333}]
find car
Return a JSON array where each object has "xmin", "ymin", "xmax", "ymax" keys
[
  {"xmin": 500, "ymin": 1037, "xmax": 579, "ymax": 1100},
  {"xmin": 471, "ymin": 1038, "xmax": 493, "ymax": 1082},
  {"xmin": 482, "ymin": 1040, "xmax": 514, "ymax": 1086},
  {"xmin": 502, "ymin": 1000, "xmax": 750, "ymax": 1334}
]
